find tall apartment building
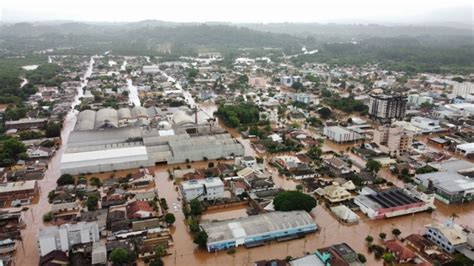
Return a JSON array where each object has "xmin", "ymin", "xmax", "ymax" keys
[
  {"xmin": 373, "ymin": 125, "xmax": 413, "ymax": 157},
  {"xmin": 452, "ymin": 82, "xmax": 474, "ymax": 98},
  {"xmin": 368, "ymin": 94, "xmax": 407, "ymax": 123}
]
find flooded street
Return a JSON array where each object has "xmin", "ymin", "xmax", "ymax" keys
[
  {"xmin": 14, "ymin": 56, "xmax": 95, "ymax": 266},
  {"xmin": 127, "ymin": 78, "xmax": 141, "ymax": 106},
  {"xmin": 12, "ymin": 66, "xmax": 474, "ymax": 266}
]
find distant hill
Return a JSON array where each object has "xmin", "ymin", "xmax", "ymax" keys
[{"xmin": 0, "ymin": 22, "xmax": 307, "ymax": 55}]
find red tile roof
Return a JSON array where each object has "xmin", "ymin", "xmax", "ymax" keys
[
  {"xmin": 126, "ymin": 201, "xmax": 154, "ymax": 219},
  {"xmin": 385, "ymin": 239, "xmax": 416, "ymax": 261}
]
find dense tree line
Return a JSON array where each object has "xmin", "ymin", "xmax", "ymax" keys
[
  {"xmin": 215, "ymin": 103, "xmax": 260, "ymax": 128},
  {"xmin": 292, "ymin": 37, "xmax": 474, "ymax": 74},
  {"xmin": 325, "ymin": 96, "xmax": 368, "ymax": 114},
  {"xmin": 0, "ymin": 56, "xmax": 46, "ymax": 103},
  {"xmin": 0, "ymin": 137, "xmax": 27, "ymax": 166}
]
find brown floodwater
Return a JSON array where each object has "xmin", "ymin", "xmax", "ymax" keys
[
  {"xmin": 201, "ymin": 206, "xmax": 249, "ymax": 221},
  {"xmin": 13, "ymin": 87, "xmax": 474, "ymax": 266}
]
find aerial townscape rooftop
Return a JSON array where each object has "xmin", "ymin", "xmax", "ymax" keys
[{"xmin": 0, "ymin": 2, "xmax": 473, "ymax": 266}]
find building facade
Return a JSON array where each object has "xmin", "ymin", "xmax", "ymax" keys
[
  {"xmin": 38, "ymin": 222, "xmax": 100, "ymax": 256},
  {"xmin": 368, "ymin": 94, "xmax": 407, "ymax": 123},
  {"xmin": 373, "ymin": 126, "xmax": 413, "ymax": 157},
  {"xmin": 425, "ymin": 220, "xmax": 468, "ymax": 253},
  {"xmin": 201, "ymin": 211, "xmax": 317, "ymax": 252},
  {"xmin": 180, "ymin": 177, "xmax": 225, "ymax": 202}
]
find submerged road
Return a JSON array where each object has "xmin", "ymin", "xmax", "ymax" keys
[{"xmin": 14, "ymin": 56, "xmax": 95, "ymax": 266}]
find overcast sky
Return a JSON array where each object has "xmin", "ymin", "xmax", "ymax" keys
[{"xmin": 1, "ymin": 0, "xmax": 472, "ymax": 24}]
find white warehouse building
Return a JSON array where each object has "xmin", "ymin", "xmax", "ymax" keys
[{"xmin": 323, "ymin": 126, "xmax": 364, "ymax": 143}]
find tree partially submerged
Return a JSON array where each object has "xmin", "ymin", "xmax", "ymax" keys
[{"xmin": 273, "ymin": 191, "xmax": 317, "ymax": 212}]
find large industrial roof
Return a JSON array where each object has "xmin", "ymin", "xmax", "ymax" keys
[
  {"xmin": 201, "ymin": 211, "xmax": 315, "ymax": 244},
  {"xmin": 172, "ymin": 110, "xmax": 195, "ymax": 126},
  {"xmin": 61, "ymin": 146, "xmax": 148, "ymax": 164},
  {"xmin": 117, "ymin": 108, "xmax": 132, "ymax": 120},
  {"xmin": 356, "ymin": 188, "xmax": 422, "ymax": 210},
  {"xmin": 95, "ymin": 108, "xmax": 118, "ymax": 129},
  {"xmin": 76, "ymin": 109, "xmax": 96, "ymax": 131}
]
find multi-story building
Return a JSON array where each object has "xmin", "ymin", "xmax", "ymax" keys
[
  {"xmin": 452, "ymin": 82, "xmax": 474, "ymax": 98},
  {"xmin": 180, "ymin": 177, "xmax": 225, "ymax": 202},
  {"xmin": 38, "ymin": 222, "xmax": 100, "ymax": 256},
  {"xmin": 373, "ymin": 125, "xmax": 413, "ymax": 157},
  {"xmin": 323, "ymin": 126, "xmax": 364, "ymax": 143},
  {"xmin": 425, "ymin": 220, "xmax": 468, "ymax": 253},
  {"xmin": 408, "ymin": 94, "xmax": 433, "ymax": 106},
  {"xmin": 280, "ymin": 76, "xmax": 302, "ymax": 87},
  {"xmin": 368, "ymin": 94, "xmax": 407, "ymax": 123},
  {"xmin": 0, "ymin": 180, "xmax": 38, "ymax": 202}
]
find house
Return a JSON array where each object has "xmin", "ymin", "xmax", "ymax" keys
[
  {"xmin": 404, "ymin": 234, "xmax": 453, "ymax": 265},
  {"xmin": 27, "ymin": 146, "xmax": 54, "ymax": 158},
  {"xmin": 134, "ymin": 190, "xmax": 156, "ymax": 202},
  {"xmin": 324, "ymin": 157, "xmax": 351, "ymax": 177},
  {"xmin": 232, "ymin": 180, "xmax": 247, "ymax": 196},
  {"xmin": 126, "ymin": 201, "xmax": 154, "ymax": 219},
  {"xmin": 425, "ymin": 220, "xmax": 468, "ymax": 253},
  {"xmin": 240, "ymin": 156, "xmax": 257, "ymax": 168},
  {"xmin": 129, "ymin": 168, "xmax": 155, "ymax": 188},
  {"xmin": 384, "ymin": 239, "xmax": 417, "ymax": 263},
  {"xmin": 330, "ymin": 205, "xmax": 360, "ymax": 224},
  {"xmin": 321, "ymin": 184, "xmax": 352, "ymax": 203}
]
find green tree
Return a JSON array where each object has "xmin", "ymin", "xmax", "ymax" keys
[
  {"xmin": 365, "ymin": 235, "xmax": 374, "ymax": 244},
  {"xmin": 357, "ymin": 253, "xmax": 367, "ymax": 263},
  {"xmin": 43, "ymin": 212, "xmax": 54, "ymax": 222},
  {"xmin": 296, "ymin": 184, "xmax": 303, "ymax": 191},
  {"xmin": 317, "ymin": 107, "xmax": 332, "ymax": 119},
  {"xmin": 86, "ymin": 194, "xmax": 99, "ymax": 211},
  {"xmin": 379, "ymin": 232, "xmax": 387, "ymax": 240},
  {"xmin": 150, "ymin": 258, "xmax": 164, "ymax": 266},
  {"xmin": 164, "ymin": 213, "xmax": 176, "ymax": 225},
  {"xmin": 90, "ymin": 177, "xmax": 102, "ymax": 187},
  {"xmin": 189, "ymin": 218, "xmax": 201, "ymax": 234},
  {"xmin": 190, "ymin": 199, "xmax": 203, "ymax": 216},
  {"xmin": 392, "ymin": 228, "xmax": 401, "ymax": 238},
  {"xmin": 154, "ymin": 244, "xmax": 167, "ymax": 257},
  {"xmin": 366, "ymin": 159, "xmax": 382, "ymax": 173},
  {"xmin": 273, "ymin": 191, "xmax": 317, "ymax": 212},
  {"xmin": 44, "ymin": 122, "xmax": 62, "ymax": 138},
  {"xmin": 291, "ymin": 81, "xmax": 304, "ymax": 90},
  {"xmin": 193, "ymin": 230, "xmax": 208, "ymax": 249},
  {"xmin": 383, "ymin": 252, "xmax": 396, "ymax": 265},
  {"xmin": 307, "ymin": 146, "xmax": 322, "ymax": 160},
  {"xmin": 0, "ymin": 138, "xmax": 27, "ymax": 166},
  {"xmin": 56, "ymin": 174, "xmax": 75, "ymax": 186},
  {"xmin": 110, "ymin": 247, "xmax": 130, "ymax": 265}
]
